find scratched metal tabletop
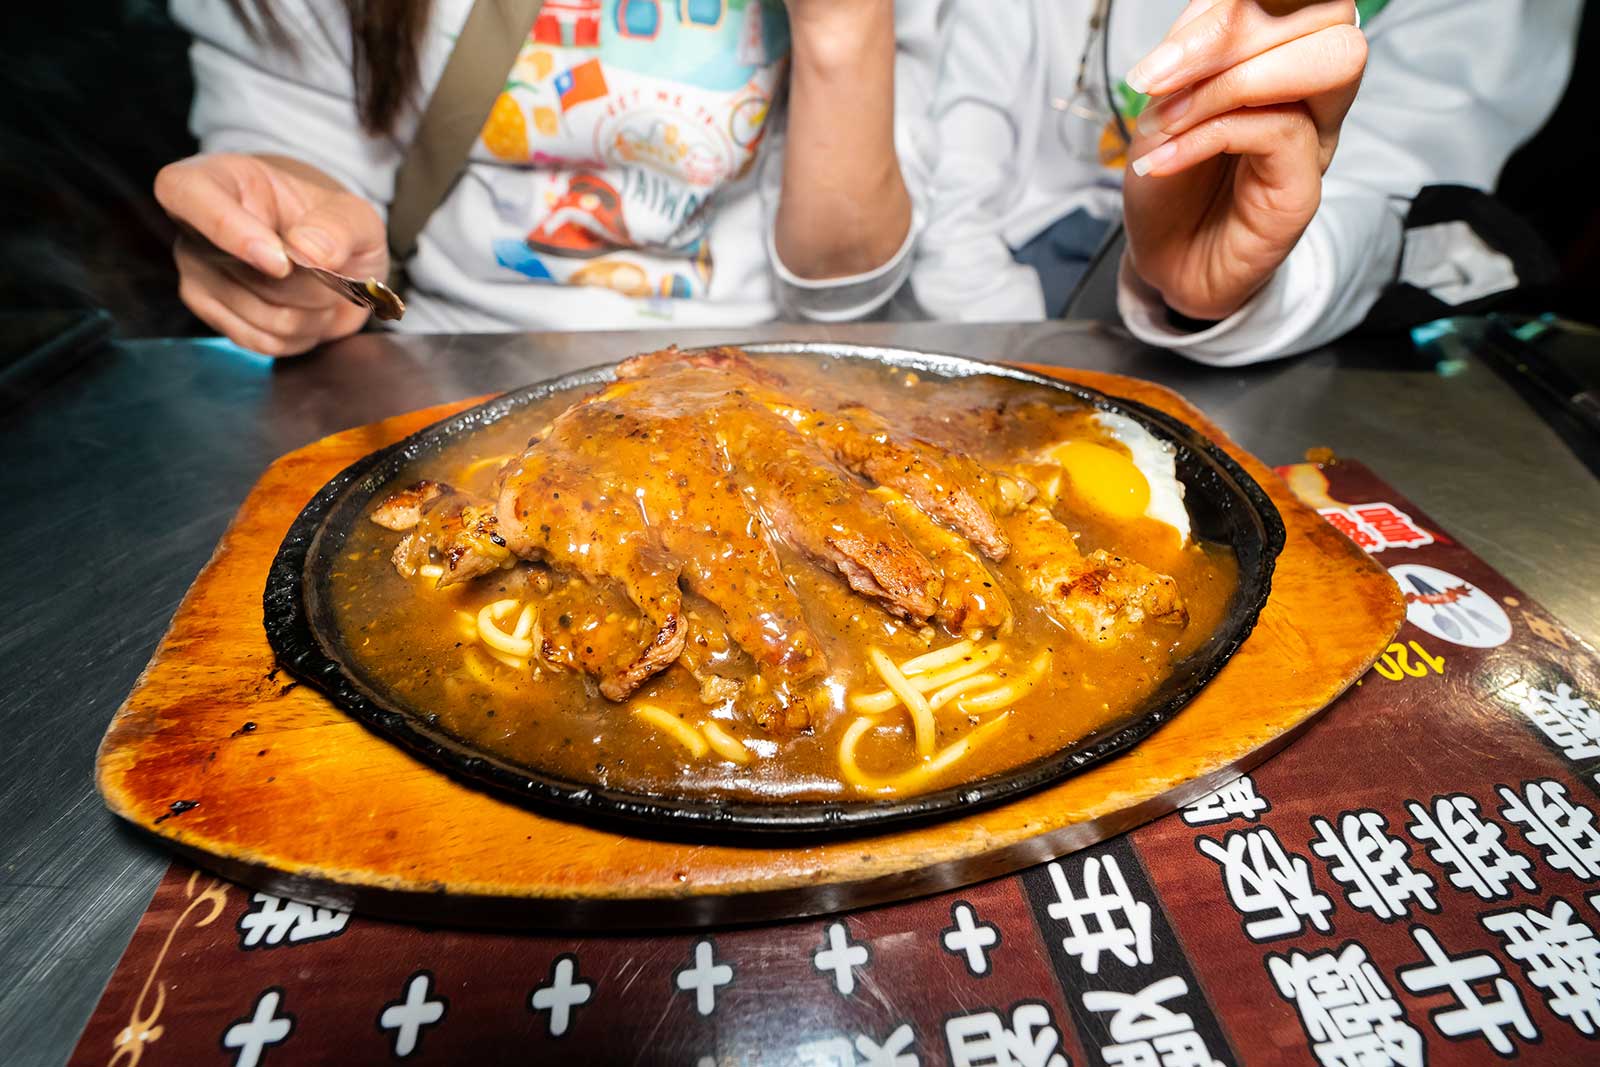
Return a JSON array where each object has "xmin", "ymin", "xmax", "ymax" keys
[{"xmin": 2, "ymin": 320, "xmax": 1597, "ymax": 1066}]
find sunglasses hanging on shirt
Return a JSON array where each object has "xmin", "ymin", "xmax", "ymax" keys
[{"xmin": 1052, "ymin": 0, "xmax": 1130, "ymax": 161}]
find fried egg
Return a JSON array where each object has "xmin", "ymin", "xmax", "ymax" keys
[{"xmin": 1039, "ymin": 411, "xmax": 1190, "ymax": 544}]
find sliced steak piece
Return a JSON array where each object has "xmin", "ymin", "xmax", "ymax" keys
[
  {"xmin": 615, "ymin": 345, "xmax": 786, "ymax": 387},
  {"xmin": 495, "ymin": 438, "xmax": 686, "ymax": 701},
  {"xmin": 873, "ymin": 487, "xmax": 1013, "ymax": 634},
  {"xmin": 370, "ymin": 479, "xmax": 443, "ymax": 530},
  {"xmin": 767, "ymin": 401, "xmax": 1031, "ymax": 561},
  {"xmin": 722, "ymin": 401, "xmax": 942, "ymax": 621},
  {"xmin": 1004, "ymin": 506, "xmax": 1187, "ymax": 644},
  {"xmin": 377, "ymin": 483, "xmax": 511, "ymax": 587}
]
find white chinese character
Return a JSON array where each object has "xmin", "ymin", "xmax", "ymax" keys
[
  {"xmin": 675, "ymin": 940, "xmax": 734, "ymax": 1016},
  {"xmin": 529, "ymin": 955, "xmax": 593, "ymax": 1038},
  {"xmin": 1517, "ymin": 683, "xmax": 1600, "ymax": 761},
  {"xmin": 798, "ymin": 1024, "xmax": 919, "ymax": 1067},
  {"xmin": 221, "ymin": 988, "xmax": 294, "ymax": 1067},
  {"xmin": 942, "ymin": 902, "xmax": 1000, "ymax": 976},
  {"xmin": 945, "ymin": 1003, "xmax": 1067, "ymax": 1067},
  {"xmin": 1396, "ymin": 927, "xmax": 1537, "ymax": 1055},
  {"xmin": 236, "ymin": 892, "xmax": 349, "ymax": 948},
  {"xmin": 1405, "ymin": 794, "xmax": 1536, "ymax": 900},
  {"xmin": 1483, "ymin": 898, "xmax": 1600, "ymax": 1035},
  {"xmin": 1267, "ymin": 944, "xmax": 1423, "ymax": 1067},
  {"xmin": 1499, "ymin": 779, "xmax": 1600, "ymax": 879},
  {"xmin": 378, "ymin": 972, "xmax": 445, "ymax": 1058},
  {"xmin": 1182, "ymin": 776, "xmax": 1269, "ymax": 826},
  {"xmin": 1310, "ymin": 810, "xmax": 1437, "ymax": 921},
  {"xmin": 1083, "ymin": 976, "xmax": 1224, "ymax": 1067},
  {"xmin": 1196, "ymin": 828, "xmax": 1333, "ymax": 941},
  {"xmin": 1045, "ymin": 856, "xmax": 1152, "ymax": 973}
]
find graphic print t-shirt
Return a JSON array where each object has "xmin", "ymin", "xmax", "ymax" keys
[{"xmin": 466, "ymin": 0, "xmax": 791, "ymax": 302}]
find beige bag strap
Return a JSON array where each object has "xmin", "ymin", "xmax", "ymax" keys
[{"xmin": 387, "ymin": 0, "xmax": 546, "ymax": 278}]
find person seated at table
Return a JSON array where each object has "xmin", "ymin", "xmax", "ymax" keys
[
  {"xmin": 910, "ymin": 0, "xmax": 1581, "ymax": 365},
  {"xmin": 154, "ymin": 0, "xmax": 938, "ymax": 353}
]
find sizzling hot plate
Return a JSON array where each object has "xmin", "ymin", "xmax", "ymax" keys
[{"xmin": 264, "ymin": 344, "xmax": 1286, "ymax": 837}]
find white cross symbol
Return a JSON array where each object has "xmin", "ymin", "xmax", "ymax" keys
[
  {"xmin": 676, "ymin": 940, "xmax": 734, "ymax": 1016},
  {"xmin": 222, "ymin": 989, "xmax": 293, "ymax": 1067},
  {"xmin": 942, "ymin": 902, "xmax": 1000, "ymax": 975},
  {"xmin": 814, "ymin": 921, "xmax": 870, "ymax": 995},
  {"xmin": 379, "ymin": 972, "xmax": 445, "ymax": 1057},
  {"xmin": 530, "ymin": 955, "xmax": 593, "ymax": 1037}
]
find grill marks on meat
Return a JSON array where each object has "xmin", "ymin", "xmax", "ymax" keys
[
  {"xmin": 1004, "ymin": 506, "xmax": 1187, "ymax": 644},
  {"xmin": 377, "ymin": 481, "xmax": 511, "ymax": 587},
  {"xmin": 370, "ymin": 479, "xmax": 443, "ymax": 530},
  {"xmin": 370, "ymin": 346, "xmax": 1191, "ymax": 711},
  {"xmin": 873, "ymin": 487, "xmax": 1012, "ymax": 634},
  {"xmin": 720, "ymin": 401, "xmax": 942, "ymax": 621},
  {"xmin": 769, "ymin": 402, "xmax": 1029, "ymax": 561}
]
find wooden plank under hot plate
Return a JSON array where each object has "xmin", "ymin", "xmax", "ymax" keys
[{"xmin": 95, "ymin": 366, "xmax": 1405, "ymax": 927}]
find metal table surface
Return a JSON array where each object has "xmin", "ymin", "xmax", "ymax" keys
[{"xmin": 3, "ymin": 320, "xmax": 1597, "ymax": 1066}]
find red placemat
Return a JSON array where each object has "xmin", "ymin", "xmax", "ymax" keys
[{"xmin": 76, "ymin": 461, "xmax": 1600, "ymax": 1066}]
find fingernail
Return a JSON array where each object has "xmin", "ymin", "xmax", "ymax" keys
[
  {"xmin": 1130, "ymin": 141, "xmax": 1178, "ymax": 178},
  {"xmin": 1136, "ymin": 91, "xmax": 1190, "ymax": 136},
  {"xmin": 1126, "ymin": 41, "xmax": 1182, "ymax": 95},
  {"xmin": 288, "ymin": 228, "xmax": 334, "ymax": 265},
  {"xmin": 246, "ymin": 238, "xmax": 288, "ymax": 276}
]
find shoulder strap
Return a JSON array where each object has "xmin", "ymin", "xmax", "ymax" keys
[{"xmin": 387, "ymin": 0, "xmax": 547, "ymax": 277}]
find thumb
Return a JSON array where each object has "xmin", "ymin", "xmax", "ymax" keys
[{"xmin": 283, "ymin": 194, "xmax": 388, "ymax": 274}]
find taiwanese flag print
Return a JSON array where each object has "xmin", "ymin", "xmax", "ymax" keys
[{"xmin": 555, "ymin": 59, "xmax": 609, "ymax": 112}]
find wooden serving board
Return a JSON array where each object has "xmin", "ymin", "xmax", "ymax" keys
[{"xmin": 96, "ymin": 367, "xmax": 1405, "ymax": 927}]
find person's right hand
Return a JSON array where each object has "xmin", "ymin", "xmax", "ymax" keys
[{"xmin": 154, "ymin": 153, "xmax": 388, "ymax": 357}]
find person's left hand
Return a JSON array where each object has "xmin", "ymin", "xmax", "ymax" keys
[{"xmin": 1120, "ymin": 0, "xmax": 1367, "ymax": 322}]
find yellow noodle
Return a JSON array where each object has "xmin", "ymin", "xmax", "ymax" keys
[
  {"xmin": 850, "ymin": 642, "xmax": 1004, "ymax": 714},
  {"xmin": 928, "ymin": 672, "xmax": 1003, "ymax": 710},
  {"xmin": 899, "ymin": 639, "xmax": 975, "ymax": 676},
  {"xmin": 511, "ymin": 603, "xmax": 536, "ymax": 641},
  {"xmin": 484, "ymin": 646, "xmax": 529, "ymax": 671},
  {"xmin": 838, "ymin": 712, "xmax": 1013, "ymax": 794},
  {"xmin": 477, "ymin": 599, "xmax": 532, "ymax": 657},
  {"xmin": 910, "ymin": 642, "xmax": 1005, "ymax": 690},
  {"xmin": 454, "ymin": 610, "xmax": 478, "ymax": 641},
  {"xmin": 867, "ymin": 647, "xmax": 936, "ymax": 757},
  {"xmin": 418, "ymin": 564, "xmax": 445, "ymax": 580},
  {"xmin": 702, "ymin": 721, "xmax": 751, "ymax": 765},
  {"xmin": 633, "ymin": 704, "xmax": 708, "ymax": 758},
  {"xmin": 459, "ymin": 453, "xmax": 513, "ymax": 480},
  {"xmin": 956, "ymin": 652, "xmax": 1053, "ymax": 715}
]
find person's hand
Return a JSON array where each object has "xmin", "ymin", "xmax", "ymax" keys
[
  {"xmin": 154, "ymin": 153, "xmax": 388, "ymax": 356},
  {"xmin": 1120, "ymin": 0, "xmax": 1366, "ymax": 322}
]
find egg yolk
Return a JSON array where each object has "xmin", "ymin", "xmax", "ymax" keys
[{"xmin": 1047, "ymin": 441, "xmax": 1150, "ymax": 520}]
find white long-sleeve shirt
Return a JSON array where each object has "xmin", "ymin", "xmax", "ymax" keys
[
  {"xmin": 912, "ymin": 0, "xmax": 1580, "ymax": 364},
  {"xmin": 173, "ymin": 0, "xmax": 939, "ymax": 333}
]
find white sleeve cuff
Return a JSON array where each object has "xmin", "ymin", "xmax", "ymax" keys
[
  {"xmin": 769, "ymin": 209, "xmax": 921, "ymax": 322},
  {"xmin": 1116, "ymin": 252, "xmax": 1325, "ymax": 367},
  {"xmin": 1116, "ymin": 200, "xmax": 1403, "ymax": 367}
]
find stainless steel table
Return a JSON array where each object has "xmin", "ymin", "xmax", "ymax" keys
[{"xmin": 3, "ymin": 320, "xmax": 1597, "ymax": 1066}]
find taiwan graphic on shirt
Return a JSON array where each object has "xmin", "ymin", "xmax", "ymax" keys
[{"xmin": 471, "ymin": 0, "xmax": 790, "ymax": 301}]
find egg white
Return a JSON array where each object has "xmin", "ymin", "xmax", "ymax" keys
[{"xmin": 1092, "ymin": 411, "xmax": 1190, "ymax": 545}]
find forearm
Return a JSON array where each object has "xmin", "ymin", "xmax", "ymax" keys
[{"xmin": 774, "ymin": 2, "xmax": 911, "ymax": 280}]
